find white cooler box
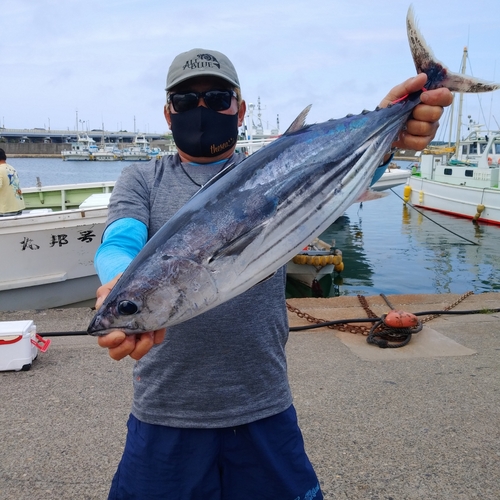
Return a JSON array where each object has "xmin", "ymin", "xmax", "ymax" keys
[{"xmin": 0, "ymin": 320, "xmax": 50, "ymax": 372}]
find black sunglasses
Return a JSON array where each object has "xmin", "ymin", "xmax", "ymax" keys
[{"xmin": 168, "ymin": 89, "xmax": 237, "ymax": 113}]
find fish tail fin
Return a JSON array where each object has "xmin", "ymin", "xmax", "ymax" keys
[{"xmin": 407, "ymin": 5, "xmax": 500, "ymax": 93}]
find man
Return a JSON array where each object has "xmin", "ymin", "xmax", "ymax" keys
[
  {"xmin": 94, "ymin": 48, "xmax": 453, "ymax": 499},
  {"xmin": 0, "ymin": 148, "xmax": 25, "ymax": 217}
]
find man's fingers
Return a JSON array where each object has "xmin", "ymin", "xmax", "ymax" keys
[
  {"xmin": 412, "ymin": 103, "xmax": 444, "ymax": 123},
  {"xmin": 96, "ymin": 327, "xmax": 165, "ymax": 361},
  {"xmin": 380, "ymin": 74, "xmax": 427, "ymax": 108},
  {"xmin": 95, "ymin": 274, "xmax": 122, "ymax": 310},
  {"xmin": 97, "ymin": 330, "xmax": 126, "ymax": 349},
  {"xmin": 107, "ymin": 335, "xmax": 138, "ymax": 361},
  {"xmin": 154, "ymin": 329, "xmax": 166, "ymax": 344},
  {"xmin": 129, "ymin": 332, "xmax": 155, "ymax": 360},
  {"xmin": 420, "ymin": 87, "xmax": 453, "ymax": 107},
  {"xmin": 394, "ymin": 122, "xmax": 439, "ymax": 150},
  {"xmin": 98, "ymin": 331, "xmax": 135, "ymax": 361}
]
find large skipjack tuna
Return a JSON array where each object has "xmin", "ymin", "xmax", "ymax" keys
[{"xmin": 88, "ymin": 7, "xmax": 499, "ymax": 336}]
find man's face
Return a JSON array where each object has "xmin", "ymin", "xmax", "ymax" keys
[{"xmin": 164, "ymin": 76, "xmax": 245, "ymax": 128}]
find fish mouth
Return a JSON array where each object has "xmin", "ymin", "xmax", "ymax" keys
[
  {"xmin": 87, "ymin": 313, "xmax": 135, "ymax": 337},
  {"xmin": 87, "ymin": 314, "xmax": 118, "ymax": 337},
  {"xmin": 87, "ymin": 314, "xmax": 110, "ymax": 336}
]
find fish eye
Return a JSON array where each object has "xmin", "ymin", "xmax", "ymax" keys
[{"xmin": 117, "ymin": 300, "xmax": 139, "ymax": 315}]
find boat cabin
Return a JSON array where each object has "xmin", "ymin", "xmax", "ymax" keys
[
  {"xmin": 455, "ymin": 127, "xmax": 500, "ymax": 165},
  {"xmin": 419, "ymin": 154, "xmax": 499, "ymax": 188},
  {"xmin": 419, "ymin": 129, "xmax": 500, "ymax": 189}
]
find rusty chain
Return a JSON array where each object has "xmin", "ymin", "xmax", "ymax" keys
[
  {"xmin": 419, "ymin": 290, "xmax": 474, "ymax": 323},
  {"xmin": 286, "ymin": 291, "xmax": 474, "ymax": 335},
  {"xmin": 286, "ymin": 295, "xmax": 378, "ymax": 335}
]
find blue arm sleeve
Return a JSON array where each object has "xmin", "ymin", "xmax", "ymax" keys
[
  {"xmin": 94, "ymin": 218, "xmax": 148, "ymax": 284},
  {"xmin": 370, "ymin": 153, "xmax": 394, "ymax": 186}
]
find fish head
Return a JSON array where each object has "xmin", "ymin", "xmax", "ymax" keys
[{"xmin": 87, "ymin": 256, "xmax": 218, "ymax": 336}]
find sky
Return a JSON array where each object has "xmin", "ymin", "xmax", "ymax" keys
[{"xmin": 2, "ymin": 0, "xmax": 499, "ymax": 142}]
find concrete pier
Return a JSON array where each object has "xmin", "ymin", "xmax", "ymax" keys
[{"xmin": 1, "ymin": 292, "xmax": 498, "ymax": 499}]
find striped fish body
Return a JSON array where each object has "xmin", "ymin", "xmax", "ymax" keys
[{"xmin": 88, "ymin": 8, "xmax": 499, "ymax": 335}]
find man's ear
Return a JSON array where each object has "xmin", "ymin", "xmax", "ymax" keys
[
  {"xmin": 238, "ymin": 100, "xmax": 247, "ymax": 127},
  {"xmin": 164, "ymin": 104, "xmax": 172, "ymax": 129}
]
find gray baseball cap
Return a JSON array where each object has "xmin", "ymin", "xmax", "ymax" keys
[{"xmin": 166, "ymin": 48, "xmax": 240, "ymax": 90}]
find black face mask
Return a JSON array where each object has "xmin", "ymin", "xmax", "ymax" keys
[{"xmin": 170, "ymin": 106, "xmax": 239, "ymax": 158}]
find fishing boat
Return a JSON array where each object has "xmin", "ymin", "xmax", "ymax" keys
[
  {"xmin": 61, "ymin": 135, "xmax": 98, "ymax": 161},
  {"xmin": 122, "ymin": 134, "xmax": 162, "ymax": 161},
  {"xmin": 0, "ymin": 196, "xmax": 109, "ymax": 311},
  {"xmin": 404, "ymin": 47, "xmax": 500, "ymax": 226},
  {"xmin": 405, "ymin": 128, "xmax": 500, "ymax": 225},
  {"xmin": 22, "ymin": 180, "xmax": 115, "ymax": 211},
  {"xmin": 372, "ymin": 163, "xmax": 411, "ymax": 191},
  {"xmin": 92, "ymin": 143, "xmax": 123, "ymax": 161},
  {"xmin": 286, "ymin": 238, "xmax": 343, "ymax": 289}
]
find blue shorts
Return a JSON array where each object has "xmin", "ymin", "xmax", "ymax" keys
[{"xmin": 108, "ymin": 405, "xmax": 322, "ymax": 500}]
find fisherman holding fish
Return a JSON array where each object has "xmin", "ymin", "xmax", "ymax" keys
[{"xmin": 91, "ymin": 22, "xmax": 460, "ymax": 498}]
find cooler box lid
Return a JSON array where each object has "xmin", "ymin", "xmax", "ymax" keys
[{"xmin": 0, "ymin": 320, "xmax": 35, "ymax": 339}]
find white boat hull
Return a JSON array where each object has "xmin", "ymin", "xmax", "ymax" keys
[
  {"xmin": 372, "ymin": 169, "xmax": 411, "ymax": 191},
  {"xmin": 61, "ymin": 153, "xmax": 92, "ymax": 161},
  {"xmin": 121, "ymin": 153, "xmax": 151, "ymax": 161},
  {"xmin": 286, "ymin": 261, "xmax": 335, "ymax": 286},
  {"xmin": 0, "ymin": 207, "xmax": 107, "ymax": 311},
  {"xmin": 407, "ymin": 176, "xmax": 500, "ymax": 225}
]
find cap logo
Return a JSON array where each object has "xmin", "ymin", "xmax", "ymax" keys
[{"xmin": 182, "ymin": 53, "xmax": 221, "ymax": 71}]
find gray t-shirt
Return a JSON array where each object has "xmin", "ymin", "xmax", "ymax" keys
[{"xmin": 107, "ymin": 153, "xmax": 292, "ymax": 428}]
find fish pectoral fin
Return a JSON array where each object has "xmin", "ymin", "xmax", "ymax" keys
[
  {"xmin": 209, "ymin": 224, "xmax": 266, "ymax": 263},
  {"xmin": 255, "ymin": 271, "xmax": 277, "ymax": 285},
  {"xmin": 283, "ymin": 105, "xmax": 313, "ymax": 134},
  {"xmin": 209, "ymin": 194, "xmax": 279, "ymax": 263},
  {"xmin": 355, "ymin": 189, "xmax": 389, "ymax": 203}
]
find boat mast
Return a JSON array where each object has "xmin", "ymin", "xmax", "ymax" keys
[{"xmin": 455, "ymin": 47, "xmax": 468, "ymax": 149}]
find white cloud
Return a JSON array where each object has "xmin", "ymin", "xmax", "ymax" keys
[{"xmin": 1, "ymin": 0, "xmax": 498, "ymax": 137}]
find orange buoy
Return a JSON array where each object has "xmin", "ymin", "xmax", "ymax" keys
[{"xmin": 383, "ymin": 310, "xmax": 419, "ymax": 328}]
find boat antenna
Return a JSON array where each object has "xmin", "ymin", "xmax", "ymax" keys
[
  {"xmin": 455, "ymin": 46, "xmax": 467, "ymax": 148},
  {"xmin": 487, "ymin": 60, "xmax": 497, "ymax": 130}
]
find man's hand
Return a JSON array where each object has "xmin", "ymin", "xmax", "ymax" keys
[
  {"xmin": 380, "ymin": 73, "xmax": 453, "ymax": 152},
  {"xmin": 94, "ymin": 275, "xmax": 166, "ymax": 361}
]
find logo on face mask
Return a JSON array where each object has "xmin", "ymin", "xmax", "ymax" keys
[
  {"xmin": 183, "ymin": 53, "xmax": 220, "ymax": 71},
  {"xmin": 210, "ymin": 138, "xmax": 236, "ymax": 156}
]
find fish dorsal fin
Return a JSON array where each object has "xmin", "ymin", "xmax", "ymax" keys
[{"xmin": 284, "ymin": 105, "xmax": 312, "ymax": 135}]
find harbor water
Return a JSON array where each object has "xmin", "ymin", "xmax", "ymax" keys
[{"xmin": 9, "ymin": 157, "xmax": 500, "ymax": 297}]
